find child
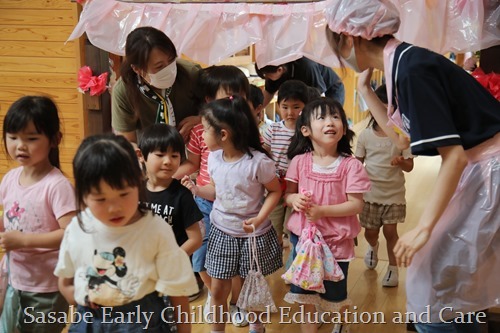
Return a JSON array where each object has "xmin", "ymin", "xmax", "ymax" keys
[
  {"xmin": 182, "ymin": 95, "xmax": 282, "ymax": 333},
  {"xmin": 263, "ymin": 80, "xmax": 309, "ymax": 247},
  {"xmin": 355, "ymin": 85, "xmax": 414, "ymax": 287},
  {"xmin": 174, "ymin": 65, "xmax": 250, "ymax": 326},
  {"xmin": 283, "ymin": 98, "xmax": 371, "ymax": 333},
  {"xmin": 138, "ymin": 123, "xmax": 203, "ymax": 256},
  {"xmin": 248, "ymin": 84, "xmax": 270, "ymax": 135},
  {"xmin": 0, "ymin": 96, "xmax": 76, "ymax": 333},
  {"xmin": 54, "ymin": 134, "xmax": 198, "ymax": 332}
]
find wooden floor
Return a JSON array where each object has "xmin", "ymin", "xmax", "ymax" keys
[{"xmin": 191, "ymin": 150, "xmax": 442, "ymax": 332}]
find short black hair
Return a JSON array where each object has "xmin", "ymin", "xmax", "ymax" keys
[
  {"xmin": 138, "ymin": 124, "xmax": 186, "ymax": 163},
  {"xmin": 277, "ymin": 80, "xmax": 309, "ymax": 105},
  {"xmin": 249, "ymin": 84, "xmax": 264, "ymax": 109}
]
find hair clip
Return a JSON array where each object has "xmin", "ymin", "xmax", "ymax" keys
[{"xmin": 228, "ymin": 95, "xmax": 234, "ymax": 101}]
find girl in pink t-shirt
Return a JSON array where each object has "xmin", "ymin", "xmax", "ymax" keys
[
  {"xmin": 283, "ymin": 97, "xmax": 370, "ymax": 333},
  {"xmin": 0, "ymin": 96, "xmax": 76, "ymax": 333}
]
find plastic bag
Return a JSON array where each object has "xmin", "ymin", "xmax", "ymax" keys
[{"xmin": 237, "ymin": 232, "xmax": 277, "ymax": 313}]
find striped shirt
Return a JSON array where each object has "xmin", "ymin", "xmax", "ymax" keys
[
  {"xmin": 187, "ymin": 124, "xmax": 211, "ymax": 186},
  {"xmin": 262, "ymin": 121, "xmax": 295, "ymax": 174}
]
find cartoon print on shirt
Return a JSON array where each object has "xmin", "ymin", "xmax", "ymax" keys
[
  {"xmin": 5, "ymin": 201, "xmax": 25, "ymax": 232},
  {"xmin": 84, "ymin": 247, "xmax": 140, "ymax": 307}
]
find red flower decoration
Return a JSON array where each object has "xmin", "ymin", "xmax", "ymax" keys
[
  {"xmin": 471, "ymin": 67, "xmax": 500, "ymax": 101},
  {"xmin": 77, "ymin": 66, "xmax": 109, "ymax": 96}
]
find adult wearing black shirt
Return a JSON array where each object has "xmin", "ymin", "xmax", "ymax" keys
[{"xmin": 255, "ymin": 57, "xmax": 345, "ymax": 107}]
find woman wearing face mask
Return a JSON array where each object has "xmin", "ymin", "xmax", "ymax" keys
[
  {"xmin": 112, "ymin": 26, "xmax": 203, "ymax": 143},
  {"xmin": 326, "ymin": 1, "xmax": 500, "ymax": 333}
]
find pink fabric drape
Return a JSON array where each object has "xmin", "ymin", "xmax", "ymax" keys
[{"xmin": 69, "ymin": 0, "xmax": 499, "ymax": 67}]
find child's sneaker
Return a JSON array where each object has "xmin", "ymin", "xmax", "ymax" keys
[
  {"xmin": 203, "ymin": 294, "xmax": 213, "ymax": 323},
  {"xmin": 332, "ymin": 323, "xmax": 350, "ymax": 333},
  {"xmin": 363, "ymin": 242, "xmax": 379, "ymax": 269},
  {"xmin": 382, "ymin": 265, "xmax": 399, "ymax": 287},
  {"xmin": 229, "ymin": 304, "xmax": 249, "ymax": 327}
]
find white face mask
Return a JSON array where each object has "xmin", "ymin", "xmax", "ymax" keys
[
  {"xmin": 342, "ymin": 46, "xmax": 361, "ymax": 73},
  {"xmin": 147, "ymin": 61, "xmax": 177, "ymax": 89}
]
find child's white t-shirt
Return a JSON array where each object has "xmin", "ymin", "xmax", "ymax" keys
[{"xmin": 54, "ymin": 209, "xmax": 198, "ymax": 307}]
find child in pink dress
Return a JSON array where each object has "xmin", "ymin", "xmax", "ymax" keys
[{"xmin": 283, "ymin": 98, "xmax": 370, "ymax": 333}]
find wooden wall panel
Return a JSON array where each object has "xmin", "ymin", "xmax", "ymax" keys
[
  {"xmin": 0, "ymin": 0, "xmax": 85, "ymax": 180},
  {"xmin": 0, "ymin": 26, "xmax": 74, "ymax": 42},
  {"xmin": 0, "ymin": 0, "xmax": 72, "ymax": 9},
  {"xmin": 0, "ymin": 10, "xmax": 75, "ymax": 26},
  {"xmin": 0, "ymin": 41, "xmax": 77, "ymax": 57}
]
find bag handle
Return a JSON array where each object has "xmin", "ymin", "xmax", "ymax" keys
[{"xmin": 248, "ymin": 224, "xmax": 261, "ymax": 273}]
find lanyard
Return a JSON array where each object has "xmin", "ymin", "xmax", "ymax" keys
[{"xmin": 383, "ymin": 39, "xmax": 413, "ymax": 138}]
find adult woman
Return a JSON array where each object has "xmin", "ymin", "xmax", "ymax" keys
[
  {"xmin": 325, "ymin": 1, "xmax": 499, "ymax": 332},
  {"xmin": 112, "ymin": 26, "xmax": 203, "ymax": 142}
]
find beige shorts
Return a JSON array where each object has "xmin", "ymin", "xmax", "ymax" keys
[{"xmin": 359, "ymin": 202, "xmax": 406, "ymax": 229}]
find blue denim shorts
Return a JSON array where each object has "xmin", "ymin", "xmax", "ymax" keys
[
  {"xmin": 191, "ymin": 197, "xmax": 213, "ymax": 272},
  {"xmin": 289, "ymin": 233, "xmax": 349, "ymax": 302}
]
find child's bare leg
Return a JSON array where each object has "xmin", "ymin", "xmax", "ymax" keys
[
  {"xmin": 364, "ymin": 228, "xmax": 380, "ymax": 247},
  {"xmin": 229, "ymin": 276, "xmax": 242, "ymax": 304},
  {"xmin": 300, "ymin": 304, "xmax": 318, "ymax": 333},
  {"xmin": 199, "ymin": 271, "xmax": 212, "ymax": 292},
  {"xmin": 211, "ymin": 278, "xmax": 231, "ymax": 332},
  {"xmin": 383, "ymin": 224, "xmax": 399, "ymax": 266}
]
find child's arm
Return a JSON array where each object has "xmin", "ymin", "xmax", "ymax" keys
[
  {"xmin": 243, "ymin": 176, "xmax": 281, "ymax": 233},
  {"xmin": 394, "ymin": 145, "xmax": 467, "ymax": 267},
  {"xmin": 180, "ymin": 176, "xmax": 215, "ymax": 201},
  {"xmin": 169, "ymin": 296, "xmax": 190, "ymax": 333},
  {"xmin": 305, "ymin": 193, "xmax": 364, "ymax": 222},
  {"xmin": 0, "ymin": 211, "xmax": 75, "ymax": 251},
  {"xmin": 58, "ymin": 277, "xmax": 76, "ymax": 306},
  {"xmin": 263, "ymin": 142, "xmax": 271, "ymax": 154},
  {"xmin": 283, "ymin": 181, "xmax": 312, "ymax": 213},
  {"xmin": 391, "ymin": 156, "xmax": 414, "ymax": 172},
  {"xmin": 181, "ymin": 222, "xmax": 202, "ymax": 256},
  {"xmin": 174, "ymin": 150, "xmax": 201, "ymax": 180},
  {"xmin": 357, "ymin": 69, "xmax": 410, "ymax": 150}
]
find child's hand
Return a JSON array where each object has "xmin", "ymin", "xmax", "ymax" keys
[
  {"xmin": 290, "ymin": 193, "xmax": 312, "ymax": 212},
  {"xmin": 391, "ymin": 156, "xmax": 405, "ymax": 166},
  {"xmin": 242, "ymin": 219, "xmax": 258, "ymax": 234},
  {"xmin": 305, "ymin": 204, "xmax": 323, "ymax": 222},
  {"xmin": 0, "ymin": 231, "xmax": 25, "ymax": 251},
  {"xmin": 181, "ymin": 175, "xmax": 198, "ymax": 195}
]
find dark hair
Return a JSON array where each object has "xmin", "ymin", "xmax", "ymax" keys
[
  {"xmin": 3, "ymin": 96, "xmax": 62, "ymax": 169},
  {"xmin": 374, "ymin": 84, "xmax": 388, "ymax": 104},
  {"xmin": 287, "ymin": 97, "xmax": 354, "ymax": 159},
  {"xmin": 73, "ymin": 134, "xmax": 147, "ymax": 230},
  {"xmin": 254, "ymin": 62, "xmax": 291, "ymax": 79},
  {"xmin": 120, "ymin": 27, "xmax": 178, "ymax": 119},
  {"xmin": 200, "ymin": 65, "xmax": 250, "ymax": 100},
  {"xmin": 138, "ymin": 124, "xmax": 186, "ymax": 163},
  {"xmin": 277, "ymin": 80, "xmax": 309, "ymax": 105},
  {"xmin": 200, "ymin": 96, "xmax": 271, "ymax": 159},
  {"xmin": 249, "ymin": 84, "xmax": 264, "ymax": 109},
  {"xmin": 367, "ymin": 84, "xmax": 388, "ymax": 129},
  {"xmin": 307, "ymin": 86, "xmax": 322, "ymax": 102}
]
